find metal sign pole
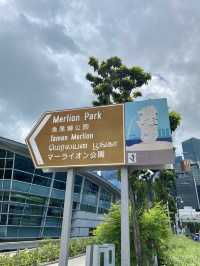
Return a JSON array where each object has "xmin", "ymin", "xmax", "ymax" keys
[
  {"xmin": 121, "ymin": 167, "xmax": 130, "ymax": 266},
  {"xmin": 59, "ymin": 168, "xmax": 75, "ymax": 266}
]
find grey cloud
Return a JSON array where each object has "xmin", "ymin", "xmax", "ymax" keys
[
  {"xmin": 0, "ymin": 0, "xmax": 200, "ymax": 153},
  {"xmin": 14, "ymin": 0, "xmax": 66, "ymax": 20}
]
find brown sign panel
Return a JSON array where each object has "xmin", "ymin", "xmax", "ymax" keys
[{"xmin": 26, "ymin": 105, "xmax": 125, "ymax": 168}]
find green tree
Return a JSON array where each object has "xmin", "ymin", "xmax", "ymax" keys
[
  {"xmin": 169, "ymin": 111, "xmax": 181, "ymax": 133},
  {"xmin": 86, "ymin": 56, "xmax": 181, "ymax": 265},
  {"xmin": 86, "ymin": 56, "xmax": 151, "ymax": 105}
]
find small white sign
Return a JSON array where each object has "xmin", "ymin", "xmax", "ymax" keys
[{"xmin": 128, "ymin": 152, "xmax": 136, "ymax": 163}]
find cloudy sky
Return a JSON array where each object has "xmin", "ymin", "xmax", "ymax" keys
[{"xmin": 0, "ymin": 0, "xmax": 199, "ymax": 155}]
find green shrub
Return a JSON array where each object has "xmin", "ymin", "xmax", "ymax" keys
[
  {"xmin": 94, "ymin": 203, "xmax": 171, "ymax": 266},
  {"xmin": 140, "ymin": 204, "xmax": 171, "ymax": 264},
  {"xmin": 94, "ymin": 204, "xmax": 122, "ymax": 266},
  {"xmin": 0, "ymin": 237, "xmax": 92, "ymax": 266}
]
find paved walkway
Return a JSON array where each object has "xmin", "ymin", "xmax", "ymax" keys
[{"xmin": 47, "ymin": 255, "xmax": 85, "ymax": 266}]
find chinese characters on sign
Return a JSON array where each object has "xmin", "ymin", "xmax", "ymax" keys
[{"xmin": 26, "ymin": 105, "xmax": 125, "ymax": 168}]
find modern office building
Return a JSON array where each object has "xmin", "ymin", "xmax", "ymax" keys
[
  {"xmin": 0, "ymin": 137, "xmax": 120, "ymax": 241},
  {"xmin": 182, "ymin": 137, "xmax": 200, "ymax": 162},
  {"xmin": 176, "ymin": 170, "xmax": 200, "ymax": 210}
]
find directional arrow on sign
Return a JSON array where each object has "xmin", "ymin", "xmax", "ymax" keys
[{"xmin": 26, "ymin": 113, "xmax": 52, "ymax": 167}]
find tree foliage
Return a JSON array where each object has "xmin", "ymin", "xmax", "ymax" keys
[
  {"xmin": 169, "ymin": 111, "xmax": 181, "ymax": 132},
  {"xmin": 86, "ymin": 56, "xmax": 151, "ymax": 105},
  {"xmin": 94, "ymin": 203, "xmax": 171, "ymax": 266}
]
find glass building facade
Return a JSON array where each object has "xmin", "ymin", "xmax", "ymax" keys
[
  {"xmin": 0, "ymin": 138, "xmax": 119, "ymax": 240},
  {"xmin": 182, "ymin": 137, "xmax": 200, "ymax": 162}
]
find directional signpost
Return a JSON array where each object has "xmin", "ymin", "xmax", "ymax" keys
[
  {"xmin": 26, "ymin": 99, "xmax": 174, "ymax": 266},
  {"xmin": 26, "ymin": 104, "xmax": 125, "ymax": 169}
]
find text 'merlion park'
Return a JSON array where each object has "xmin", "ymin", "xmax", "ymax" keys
[{"xmin": 26, "ymin": 98, "xmax": 173, "ymax": 170}]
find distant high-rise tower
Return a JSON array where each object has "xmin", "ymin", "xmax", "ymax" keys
[{"xmin": 182, "ymin": 138, "xmax": 200, "ymax": 162}]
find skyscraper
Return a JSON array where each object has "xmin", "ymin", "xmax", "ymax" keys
[{"xmin": 182, "ymin": 138, "xmax": 200, "ymax": 162}]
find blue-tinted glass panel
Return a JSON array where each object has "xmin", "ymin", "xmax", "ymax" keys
[
  {"xmin": 14, "ymin": 154, "xmax": 34, "ymax": 173},
  {"xmin": 33, "ymin": 175, "xmax": 51, "ymax": 187},
  {"xmin": 49, "ymin": 198, "xmax": 64, "ymax": 208},
  {"xmin": 6, "ymin": 151, "xmax": 14, "ymax": 158},
  {"xmin": 26, "ymin": 195, "xmax": 46, "ymax": 205},
  {"xmin": 21, "ymin": 216, "xmax": 42, "ymax": 226},
  {"xmin": 0, "ymin": 170, "xmax": 4, "ymax": 179},
  {"xmin": 55, "ymin": 172, "xmax": 67, "ymax": 182},
  {"xmin": 53, "ymin": 180, "xmax": 65, "ymax": 190},
  {"xmin": 24, "ymin": 205, "xmax": 44, "ymax": 216},
  {"xmin": 3, "ymin": 180, "xmax": 11, "ymax": 190},
  {"xmin": 43, "ymin": 227, "xmax": 61, "ymax": 237},
  {"xmin": 81, "ymin": 180, "xmax": 98, "ymax": 213},
  {"xmin": 5, "ymin": 159, "xmax": 13, "ymax": 168},
  {"xmin": 10, "ymin": 193, "xmax": 26, "ymax": 203},
  {"xmin": 75, "ymin": 175, "xmax": 83, "ymax": 185},
  {"xmin": 35, "ymin": 169, "xmax": 52, "ymax": 178},
  {"xmin": 0, "ymin": 214, "xmax": 7, "ymax": 225},
  {"xmin": 3, "ymin": 192, "xmax": 9, "ymax": 201},
  {"xmin": 0, "ymin": 226, "xmax": 7, "ymax": 237},
  {"xmin": 2, "ymin": 203, "xmax": 8, "ymax": 213},
  {"xmin": 18, "ymin": 227, "xmax": 40, "ymax": 237},
  {"xmin": 7, "ymin": 227, "xmax": 18, "ymax": 237},
  {"xmin": 98, "ymin": 189, "xmax": 111, "ymax": 214},
  {"xmin": 12, "ymin": 180, "xmax": 31, "ymax": 193},
  {"xmin": 51, "ymin": 189, "xmax": 65, "ymax": 200},
  {"xmin": 8, "ymin": 215, "xmax": 21, "ymax": 225},
  {"xmin": 30, "ymin": 184, "xmax": 50, "ymax": 197},
  {"xmin": 45, "ymin": 217, "xmax": 62, "ymax": 227},
  {"xmin": 13, "ymin": 170, "xmax": 32, "ymax": 183},
  {"xmin": 0, "ymin": 149, "xmax": 6, "ymax": 158},
  {"xmin": 4, "ymin": 170, "xmax": 12, "ymax": 179},
  {"xmin": 0, "ymin": 159, "xmax": 5, "ymax": 168},
  {"xmin": 74, "ymin": 185, "xmax": 81, "ymax": 193},
  {"xmin": 47, "ymin": 207, "xmax": 63, "ymax": 217},
  {"xmin": 9, "ymin": 203, "xmax": 24, "ymax": 214}
]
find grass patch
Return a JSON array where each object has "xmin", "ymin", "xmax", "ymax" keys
[{"xmin": 164, "ymin": 235, "xmax": 200, "ymax": 266}]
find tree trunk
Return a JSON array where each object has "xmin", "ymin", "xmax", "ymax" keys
[{"xmin": 129, "ymin": 182, "xmax": 143, "ymax": 266}]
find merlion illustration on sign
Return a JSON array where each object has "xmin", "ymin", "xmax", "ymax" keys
[
  {"xmin": 137, "ymin": 105, "xmax": 158, "ymax": 143},
  {"xmin": 125, "ymin": 99, "xmax": 174, "ymax": 166}
]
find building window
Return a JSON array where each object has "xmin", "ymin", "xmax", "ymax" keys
[
  {"xmin": 10, "ymin": 193, "xmax": 27, "ymax": 204},
  {"xmin": 5, "ymin": 159, "xmax": 13, "ymax": 169},
  {"xmin": 55, "ymin": 172, "xmax": 67, "ymax": 182},
  {"xmin": 47, "ymin": 207, "xmax": 63, "ymax": 217},
  {"xmin": 0, "ymin": 170, "xmax": 4, "ymax": 179},
  {"xmin": 24, "ymin": 205, "xmax": 44, "ymax": 216},
  {"xmin": 14, "ymin": 154, "xmax": 34, "ymax": 173},
  {"xmin": 26, "ymin": 195, "xmax": 47, "ymax": 205},
  {"xmin": 0, "ymin": 149, "xmax": 6, "ymax": 158},
  {"xmin": 4, "ymin": 170, "xmax": 12, "ymax": 179},
  {"xmin": 13, "ymin": 170, "xmax": 33, "ymax": 183},
  {"xmin": 53, "ymin": 180, "xmax": 66, "ymax": 190},
  {"xmin": 49, "ymin": 198, "xmax": 64, "ymax": 208},
  {"xmin": 0, "ymin": 159, "xmax": 5, "ymax": 168},
  {"xmin": 33, "ymin": 175, "xmax": 51, "ymax": 187},
  {"xmin": 81, "ymin": 180, "xmax": 98, "ymax": 213},
  {"xmin": 98, "ymin": 189, "xmax": 111, "ymax": 214}
]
